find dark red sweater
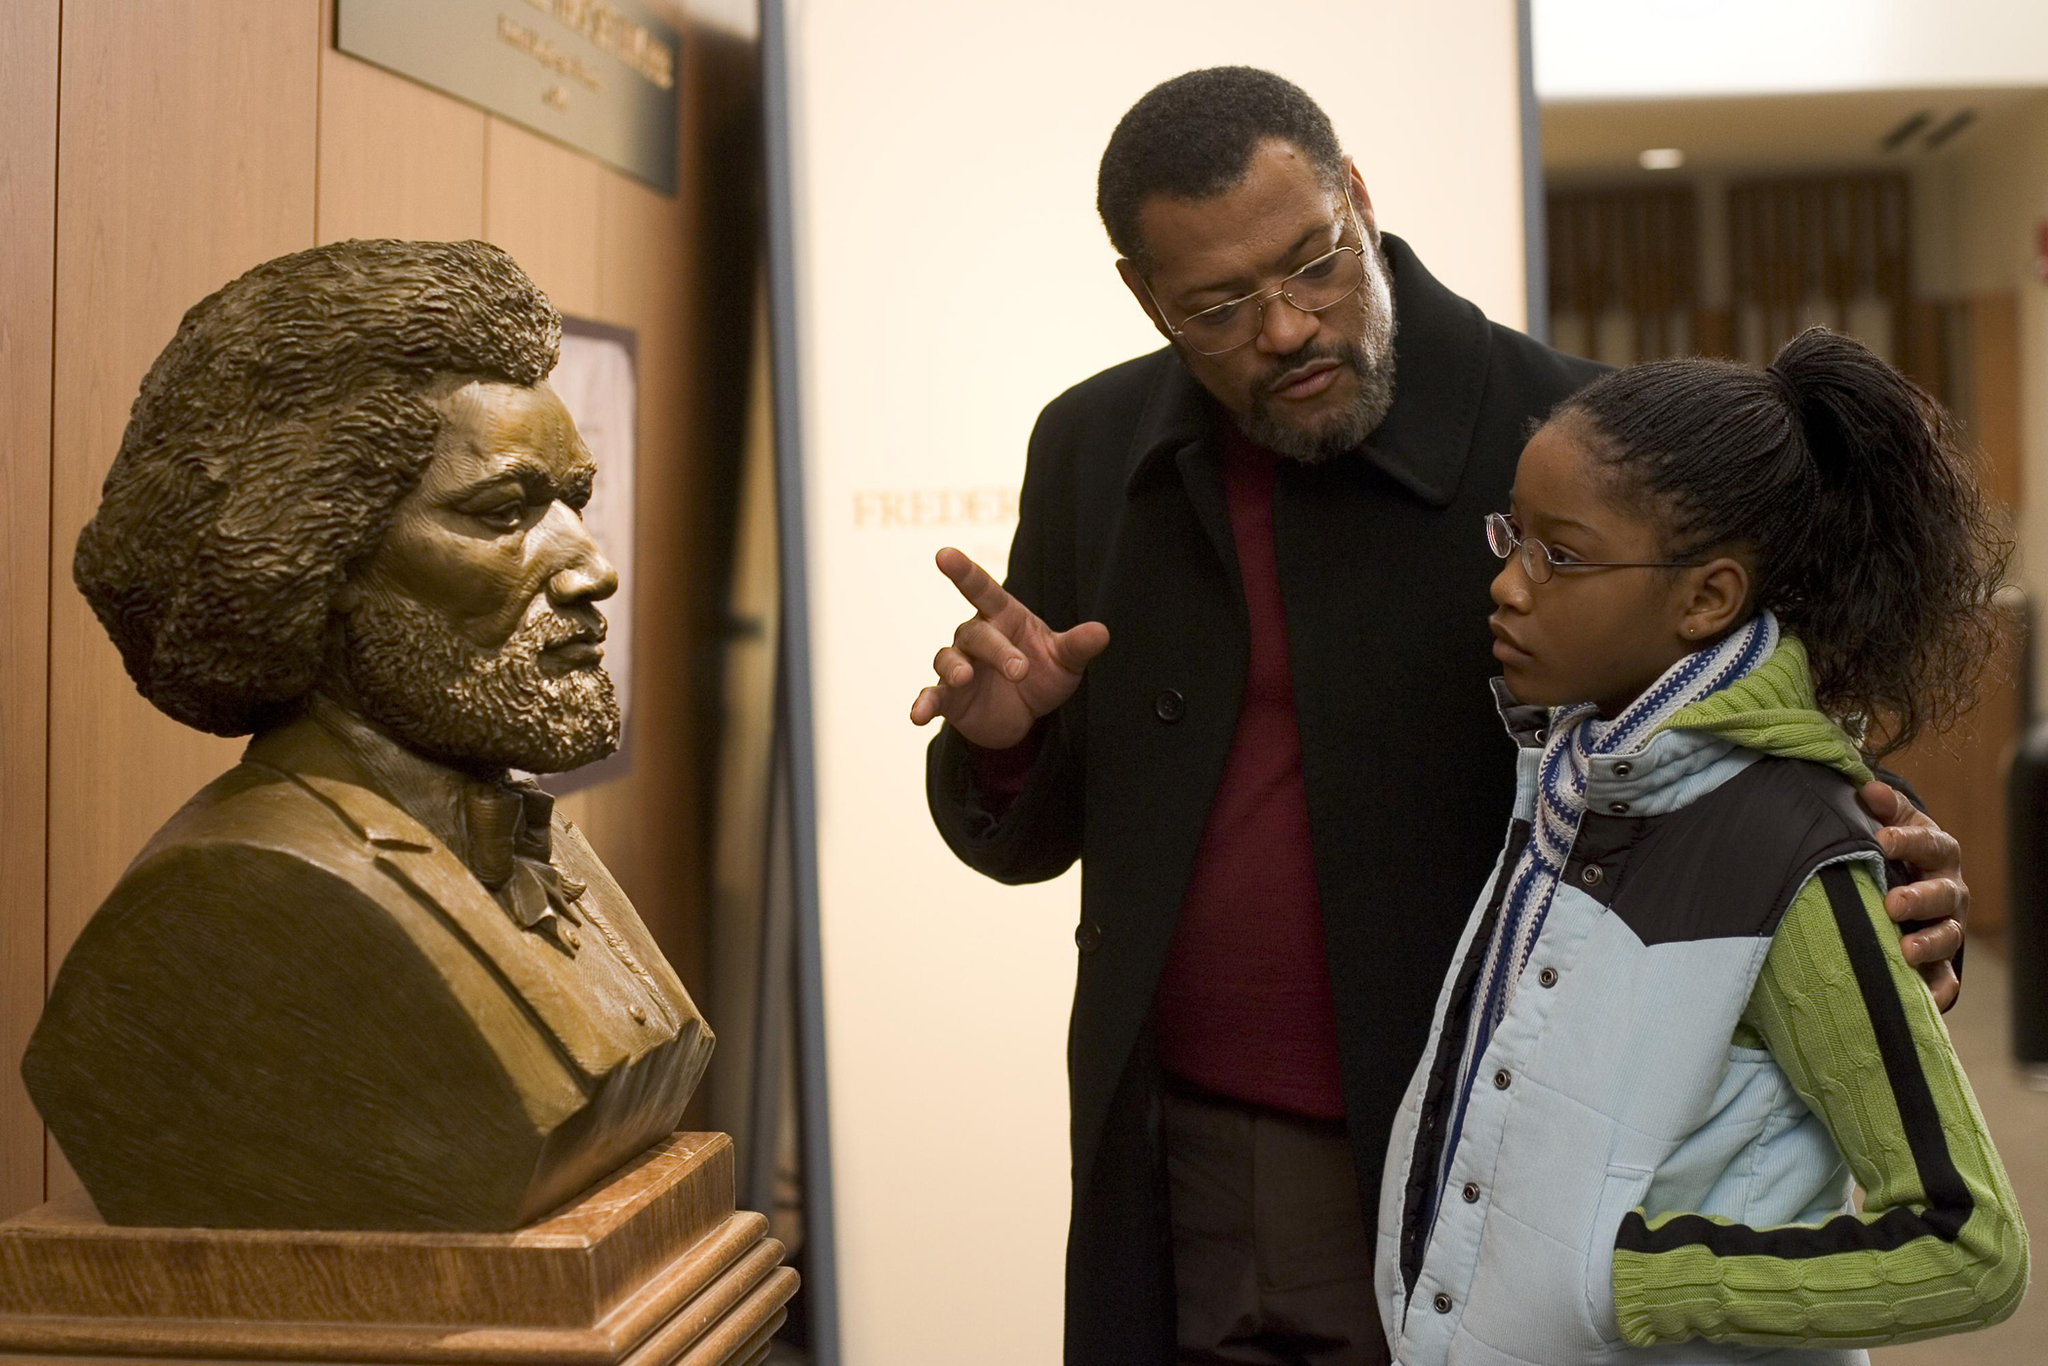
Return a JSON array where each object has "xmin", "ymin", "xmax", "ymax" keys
[
  {"xmin": 971, "ymin": 425, "xmax": 1343, "ymax": 1120},
  {"xmin": 1149, "ymin": 427, "xmax": 1343, "ymax": 1119}
]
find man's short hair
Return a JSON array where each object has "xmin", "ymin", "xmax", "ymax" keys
[
  {"xmin": 1097, "ymin": 66, "xmax": 1346, "ymax": 271},
  {"xmin": 75, "ymin": 239, "xmax": 561, "ymax": 737}
]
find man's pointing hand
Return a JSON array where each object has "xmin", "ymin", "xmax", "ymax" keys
[{"xmin": 908, "ymin": 547, "xmax": 1109, "ymax": 750}]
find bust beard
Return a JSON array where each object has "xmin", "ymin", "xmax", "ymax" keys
[{"xmin": 338, "ymin": 590, "xmax": 621, "ymax": 776}]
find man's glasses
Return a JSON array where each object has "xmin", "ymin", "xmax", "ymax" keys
[
  {"xmin": 1485, "ymin": 512, "xmax": 1705, "ymax": 585},
  {"xmin": 1142, "ymin": 185, "xmax": 1369, "ymax": 356}
]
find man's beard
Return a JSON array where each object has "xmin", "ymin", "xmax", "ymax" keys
[
  {"xmin": 1236, "ymin": 238, "xmax": 1399, "ymax": 465},
  {"xmin": 340, "ymin": 591, "xmax": 621, "ymax": 775}
]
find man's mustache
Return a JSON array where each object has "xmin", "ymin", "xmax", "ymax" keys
[{"xmin": 1258, "ymin": 341, "xmax": 1362, "ymax": 395}]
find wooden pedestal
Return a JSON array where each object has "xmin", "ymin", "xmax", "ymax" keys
[{"xmin": 0, "ymin": 1133, "xmax": 796, "ymax": 1366}]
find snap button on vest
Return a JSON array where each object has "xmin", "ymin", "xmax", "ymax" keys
[
  {"xmin": 1462, "ymin": 1182, "xmax": 1480, "ymax": 1203},
  {"xmin": 1613, "ymin": 761, "xmax": 1633, "ymax": 777},
  {"xmin": 1074, "ymin": 920, "xmax": 1102, "ymax": 953},
  {"xmin": 1581, "ymin": 864, "xmax": 1604, "ymax": 886},
  {"xmin": 1538, "ymin": 966, "xmax": 1558, "ymax": 988},
  {"xmin": 1434, "ymin": 1293, "xmax": 1453, "ymax": 1314},
  {"xmin": 1609, "ymin": 801, "xmax": 1629, "ymax": 815},
  {"xmin": 1493, "ymin": 1069, "xmax": 1511, "ymax": 1090},
  {"xmin": 1154, "ymin": 689, "xmax": 1185, "ymax": 723}
]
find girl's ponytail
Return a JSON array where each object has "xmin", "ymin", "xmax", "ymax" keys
[
  {"xmin": 1563, "ymin": 327, "xmax": 2010, "ymax": 756},
  {"xmin": 1766, "ymin": 328, "xmax": 2008, "ymax": 753}
]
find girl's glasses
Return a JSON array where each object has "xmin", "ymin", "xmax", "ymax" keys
[{"xmin": 1485, "ymin": 512, "xmax": 1705, "ymax": 585}]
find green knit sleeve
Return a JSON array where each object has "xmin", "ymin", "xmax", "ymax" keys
[{"xmin": 1611, "ymin": 860, "xmax": 2028, "ymax": 1349}]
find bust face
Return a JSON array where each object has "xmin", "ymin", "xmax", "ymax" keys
[{"xmin": 335, "ymin": 378, "xmax": 623, "ymax": 774}]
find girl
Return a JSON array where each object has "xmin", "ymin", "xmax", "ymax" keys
[{"xmin": 1374, "ymin": 328, "xmax": 2028, "ymax": 1366}]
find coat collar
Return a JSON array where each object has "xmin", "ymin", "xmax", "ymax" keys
[{"xmin": 1122, "ymin": 233, "xmax": 1491, "ymax": 506}]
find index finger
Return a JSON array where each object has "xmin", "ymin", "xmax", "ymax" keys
[{"xmin": 935, "ymin": 546, "xmax": 1014, "ymax": 619}]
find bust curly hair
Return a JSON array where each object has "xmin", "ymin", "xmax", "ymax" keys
[{"xmin": 75, "ymin": 238, "xmax": 561, "ymax": 737}]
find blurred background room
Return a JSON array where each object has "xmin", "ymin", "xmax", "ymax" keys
[{"xmin": 1534, "ymin": 6, "xmax": 2048, "ymax": 1364}]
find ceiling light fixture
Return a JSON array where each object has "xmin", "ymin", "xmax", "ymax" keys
[
  {"xmin": 1639, "ymin": 148, "xmax": 1685, "ymax": 171},
  {"xmin": 1924, "ymin": 109, "xmax": 1977, "ymax": 151},
  {"xmin": 1881, "ymin": 111, "xmax": 1934, "ymax": 152}
]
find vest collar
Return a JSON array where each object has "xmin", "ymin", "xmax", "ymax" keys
[
  {"xmin": 1493, "ymin": 680, "xmax": 1757, "ymax": 819},
  {"xmin": 1491, "ymin": 677, "xmax": 1548, "ymax": 749},
  {"xmin": 1580, "ymin": 727, "xmax": 1754, "ymax": 818}
]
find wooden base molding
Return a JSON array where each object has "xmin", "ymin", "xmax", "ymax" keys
[{"xmin": 0, "ymin": 1133, "xmax": 795, "ymax": 1366}]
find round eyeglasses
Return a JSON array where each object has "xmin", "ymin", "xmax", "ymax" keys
[
  {"xmin": 1485, "ymin": 512, "xmax": 1705, "ymax": 585},
  {"xmin": 1141, "ymin": 185, "xmax": 1370, "ymax": 356}
]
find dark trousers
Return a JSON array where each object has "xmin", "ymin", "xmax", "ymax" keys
[{"xmin": 1164, "ymin": 1084, "xmax": 1391, "ymax": 1366}]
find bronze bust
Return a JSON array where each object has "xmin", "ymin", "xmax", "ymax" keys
[{"xmin": 23, "ymin": 240, "xmax": 712, "ymax": 1232}]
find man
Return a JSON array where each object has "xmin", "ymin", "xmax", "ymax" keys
[
  {"xmin": 911, "ymin": 69, "xmax": 1970, "ymax": 1364},
  {"xmin": 26, "ymin": 239, "xmax": 711, "ymax": 1231}
]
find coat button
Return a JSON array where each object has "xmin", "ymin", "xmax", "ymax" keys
[
  {"xmin": 1462, "ymin": 1182, "xmax": 1480, "ymax": 1203},
  {"xmin": 1581, "ymin": 864, "xmax": 1604, "ymax": 887},
  {"xmin": 1609, "ymin": 801, "xmax": 1629, "ymax": 815},
  {"xmin": 1538, "ymin": 966, "xmax": 1558, "ymax": 988},
  {"xmin": 1074, "ymin": 920, "xmax": 1103, "ymax": 954},
  {"xmin": 1434, "ymin": 1292, "xmax": 1453, "ymax": 1314},
  {"xmin": 1613, "ymin": 761, "xmax": 1633, "ymax": 777},
  {"xmin": 1493, "ymin": 1069, "xmax": 1511, "ymax": 1090},
  {"xmin": 1154, "ymin": 689, "xmax": 1185, "ymax": 723}
]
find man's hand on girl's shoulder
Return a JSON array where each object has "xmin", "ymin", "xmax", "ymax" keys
[{"xmin": 1858, "ymin": 779, "xmax": 1968, "ymax": 1012}]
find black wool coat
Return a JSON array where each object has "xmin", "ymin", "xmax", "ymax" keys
[{"xmin": 926, "ymin": 236, "xmax": 1607, "ymax": 1365}]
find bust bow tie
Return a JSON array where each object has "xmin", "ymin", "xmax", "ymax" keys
[{"xmin": 462, "ymin": 779, "xmax": 586, "ymax": 951}]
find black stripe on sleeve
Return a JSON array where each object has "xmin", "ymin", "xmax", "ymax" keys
[{"xmin": 1616, "ymin": 863, "xmax": 1971, "ymax": 1260}]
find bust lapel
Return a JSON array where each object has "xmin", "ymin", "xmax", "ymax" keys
[{"xmin": 243, "ymin": 717, "xmax": 667, "ymax": 1086}]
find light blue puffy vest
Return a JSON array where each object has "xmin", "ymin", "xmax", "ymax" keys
[{"xmin": 1374, "ymin": 706, "xmax": 1884, "ymax": 1366}]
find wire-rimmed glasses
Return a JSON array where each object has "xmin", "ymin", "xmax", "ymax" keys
[
  {"xmin": 1485, "ymin": 512, "xmax": 1705, "ymax": 585},
  {"xmin": 1141, "ymin": 185, "xmax": 1370, "ymax": 356}
]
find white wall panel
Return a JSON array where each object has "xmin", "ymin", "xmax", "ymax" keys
[{"xmin": 782, "ymin": 4, "xmax": 1527, "ymax": 1359}]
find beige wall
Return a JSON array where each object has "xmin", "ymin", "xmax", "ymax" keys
[
  {"xmin": 1, "ymin": 0, "xmax": 756, "ymax": 1219},
  {"xmin": 787, "ymin": 3, "xmax": 1528, "ymax": 1360}
]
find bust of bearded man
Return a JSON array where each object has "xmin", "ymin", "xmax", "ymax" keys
[{"xmin": 23, "ymin": 239, "xmax": 712, "ymax": 1232}]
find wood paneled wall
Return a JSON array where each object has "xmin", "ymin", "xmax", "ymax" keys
[
  {"xmin": 0, "ymin": 0, "xmax": 61, "ymax": 1224},
  {"xmin": 1887, "ymin": 291, "xmax": 2026, "ymax": 941},
  {"xmin": 1547, "ymin": 185, "xmax": 1700, "ymax": 362},
  {"xmin": 2, "ymin": 0, "xmax": 758, "ymax": 1219}
]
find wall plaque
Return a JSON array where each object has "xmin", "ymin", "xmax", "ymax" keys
[{"xmin": 337, "ymin": 0, "xmax": 680, "ymax": 193}]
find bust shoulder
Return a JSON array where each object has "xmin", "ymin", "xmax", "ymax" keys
[{"xmin": 25, "ymin": 716, "xmax": 710, "ymax": 1231}]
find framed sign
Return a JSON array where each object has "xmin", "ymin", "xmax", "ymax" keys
[
  {"xmin": 336, "ymin": 0, "xmax": 681, "ymax": 193},
  {"xmin": 547, "ymin": 317, "xmax": 638, "ymax": 794}
]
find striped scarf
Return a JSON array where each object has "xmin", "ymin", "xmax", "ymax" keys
[{"xmin": 1435, "ymin": 611, "xmax": 1780, "ymax": 1205}]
